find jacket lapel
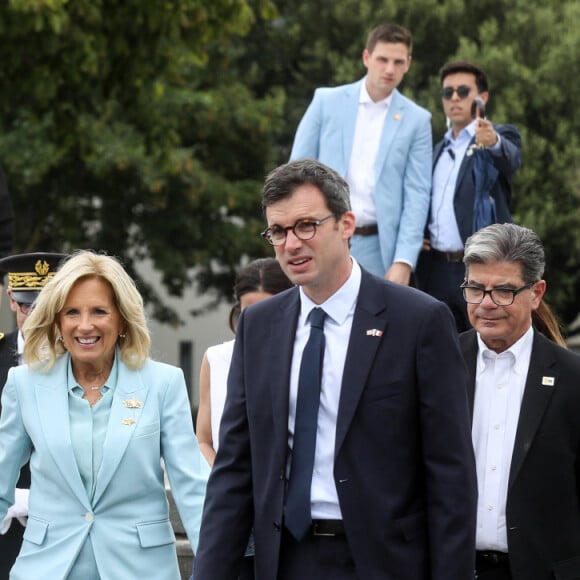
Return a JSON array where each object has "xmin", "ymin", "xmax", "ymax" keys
[
  {"xmin": 92, "ymin": 362, "xmax": 149, "ymax": 504},
  {"xmin": 374, "ymin": 89, "xmax": 405, "ymax": 178},
  {"xmin": 35, "ymin": 356, "xmax": 91, "ymax": 510},
  {"xmin": 459, "ymin": 330, "xmax": 478, "ymax": 421},
  {"xmin": 341, "ymin": 81, "xmax": 362, "ymax": 174},
  {"xmin": 335, "ymin": 272, "xmax": 388, "ymax": 456},
  {"xmin": 508, "ymin": 332, "xmax": 558, "ymax": 488},
  {"xmin": 269, "ymin": 290, "xmax": 300, "ymax": 467},
  {"xmin": 432, "ymin": 140, "xmax": 445, "ymax": 171}
]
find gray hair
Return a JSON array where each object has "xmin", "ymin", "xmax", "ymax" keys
[
  {"xmin": 463, "ymin": 223, "xmax": 545, "ymax": 283},
  {"xmin": 262, "ymin": 159, "xmax": 351, "ymax": 217}
]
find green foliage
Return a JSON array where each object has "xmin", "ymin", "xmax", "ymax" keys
[
  {"xmin": 242, "ymin": 0, "xmax": 579, "ymax": 325},
  {"xmin": 1, "ymin": 0, "xmax": 578, "ymax": 327},
  {"xmin": 0, "ymin": 0, "xmax": 281, "ymax": 324}
]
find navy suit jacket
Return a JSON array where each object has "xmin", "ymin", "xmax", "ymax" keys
[
  {"xmin": 195, "ymin": 269, "xmax": 477, "ymax": 580},
  {"xmin": 431, "ymin": 124, "xmax": 522, "ymax": 243},
  {"xmin": 461, "ymin": 329, "xmax": 580, "ymax": 580}
]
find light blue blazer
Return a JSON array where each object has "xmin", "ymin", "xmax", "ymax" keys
[
  {"xmin": 0, "ymin": 355, "xmax": 208, "ymax": 580},
  {"xmin": 291, "ymin": 79, "xmax": 432, "ymax": 270}
]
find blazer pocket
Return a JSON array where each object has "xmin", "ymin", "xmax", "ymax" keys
[
  {"xmin": 136, "ymin": 519, "xmax": 175, "ymax": 548},
  {"xmin": 133, "ymin": 421, "xmax": 160, "ymax": 439},
  {"xmin": 553, "ymin": 555, "xmax": 580, "ymax": 580},
  {"xmin": 394, "ymin": 511, "xmax": 426, "ymax": 542},
  {"xmin": 23, "ymin": 516, "xmax": 49, "ymax": 545}
]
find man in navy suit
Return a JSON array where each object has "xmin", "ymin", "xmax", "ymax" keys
[
  {"xmin": 291, "ymin": 23, "xmax": 432, "ymax": 285},
  {"xmin": 416, "ymin": 62, "xmax": 522, "ymax": 332},
  {"xmin": 459, "ymin": 223, "xmax": 580, "ymax": 580},
  {"xmin": 193, "ymin": 159, "xmax": 476, "ymax": 579}
]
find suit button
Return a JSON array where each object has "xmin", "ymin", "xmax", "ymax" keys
[
  {"xmin": 85, "ymin": 512, "xmax": 94, "ymax": 523},
  {"xmin": 273, "ymin": 522, "xmax": 281, "ymax": 531}
]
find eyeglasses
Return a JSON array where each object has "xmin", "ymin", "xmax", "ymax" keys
[
  {"xmin": 261, "ymin": 214, "xmax": 336, "ymax": 246},
  {"xmin": 441, "ymin": 85, "xmax": 471, "ymax": 100},
  {"xmin": 16, "ymin": 302, "xmax": 33, "ymax": 315},
  {"xmin": 460, "ymin": 281, "xmax": 536, "ymax": 306}
]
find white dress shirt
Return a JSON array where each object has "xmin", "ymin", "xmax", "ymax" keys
[
  {"xmin": 472, "ymin": 326, "xmax": 534, "ymax": 552},
  {"xmin": 17, "ymin": 330, "xmax": 25, "ymax": 365},
  {"xmin": 346, "ymin": 81, "xmax": 391, "ymax": 227},
  {"xmin": 430, "ymin": 121, "xmax": 503, "ymax": 251},
  {"xmin": 287, "ymin": 259, "xmax": 361, "ymax": 520}
]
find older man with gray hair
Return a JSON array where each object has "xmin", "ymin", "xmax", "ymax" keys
[{"xmin": 459, "ymin": 222, "xmax": 580, "ymax": 580}]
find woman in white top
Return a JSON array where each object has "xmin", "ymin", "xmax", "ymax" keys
[{"xmin": 196, "ymin": 258, "xmax": 292, "ymax": 579}]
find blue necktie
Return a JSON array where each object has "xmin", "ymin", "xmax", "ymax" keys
[{"xmin": 285, "ymin": 307, "xmax": 327, "ymax": 541}]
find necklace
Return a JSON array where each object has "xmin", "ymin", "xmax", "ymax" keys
[{"xmin": 90, "ymin": 385, "xmax": 103, "ymax": 391}]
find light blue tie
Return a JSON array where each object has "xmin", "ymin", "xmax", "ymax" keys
[{"xmin": 284, "ymin": 307, "xmax": 326, "ymax": 541}]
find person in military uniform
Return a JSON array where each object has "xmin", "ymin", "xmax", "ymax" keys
[{"xmin": 0, "ymin": 252, "xmax": 67, "ymax": 580}]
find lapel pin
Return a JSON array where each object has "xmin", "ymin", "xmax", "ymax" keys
[
  {"xmin": 541, "ymin": 376, "xmax": 555, "ymax": 386},
  {"xmin": 366, "ymin": 329, "xmax": 383, "ymax": 337},
  {"xmin": 123, "ymin": 399, "xmax": 142, "ymax": 409},
  {"xmin": 394, "ymin": 113, "xmax": 401, "ymax": 121},
  {"xmin": 122, "ymin": 418, "xmax": 136, "ymax": 426}
]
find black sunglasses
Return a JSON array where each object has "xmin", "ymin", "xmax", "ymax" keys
[{"xmin": 441, "ymin": 85, "xmax": 471, "ymax": 100}]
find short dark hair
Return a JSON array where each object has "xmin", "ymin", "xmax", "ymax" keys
[
  {"xmin": 439, "ymin": 61, "xmax": 489, "ymax": 93},
  {"xmin": 262, "ymin": 159, "xmax": 351, "ymax": 218},
  {"xmin": 228, "ymin": 257, "xmax": 293, "ymax": 332},
  {"xmin": 366, "ymin": 23, "xmax": 413, "ymax": 54}
]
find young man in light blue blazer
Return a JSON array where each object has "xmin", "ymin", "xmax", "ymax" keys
[{"xmin": 290, "ymin": 23, "xmax": 432, "ymax": 285}]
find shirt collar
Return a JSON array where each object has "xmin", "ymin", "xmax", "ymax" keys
[
  {"xmin": 17, "ymin": 330, "xmax": 25, "ymax": 356},
  {"xmin": 299, "ymin": 258, "xmax": 361, "ymax": 325},
  {"xmin": 476, "ymin": 325, "xmax": 534, "ymax": 375},
  {"xmin": 359, "ymin": 79, "xmax": 392, "ymax": 108},
  {"xmin": 444, "ymin": 119, "xmax": 477, "ymax": 145},
  {"xmin": 67, "ymin": 351, "xmax": 120, "ymax": 395}
]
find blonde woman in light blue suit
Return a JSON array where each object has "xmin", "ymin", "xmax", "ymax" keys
[
  {"xmin": 0, "ymin": 251, "xmax": 208, "ymax": 580},
  {"xmin": 290, "ymin": 23, "xmax": 432, "ymax": 285}
]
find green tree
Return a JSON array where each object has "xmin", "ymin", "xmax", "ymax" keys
[
  {"xmin": 0, "ymin": 0, "xmax": 281, "ymax": 323},
  {"xmin": 242, "ymin": 0, "xmax": 579, "ymax": 325}
]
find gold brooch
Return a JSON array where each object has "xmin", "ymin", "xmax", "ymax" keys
[
  {"xmin": 122, "ymin": 418, "xmax": 136, "ymax": 426},
  {"xmin": 123, "ymin": 399, "xmax": 142, "ymax": 409}
]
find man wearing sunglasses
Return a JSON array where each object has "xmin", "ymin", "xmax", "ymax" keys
[
  {"xmin": 416, "ymin": 61, "xmax": 522, "ymax": 332},
  {"xmin": 460, "ymin": 223, "xmax": 580, "ymax": 580},
  {"xmin": 0, "ymin": 251, "xmax": 67, "ymax": 580}
]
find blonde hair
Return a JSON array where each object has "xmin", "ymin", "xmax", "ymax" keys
[{"xmin": 23, "ymin": 250, "xmax": 151, "ymax": 370}]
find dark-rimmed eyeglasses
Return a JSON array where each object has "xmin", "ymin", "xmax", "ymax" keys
[
  {"xmin": 441, "ymin": 85, "xmax": 471, "ymax": 100},
  {"xmin": 16, "ymin": 302, "xmax": 33, "ymax": 315},
  {"xmin": 261, "ymin": 214, "xmax": 336, "ymax": 246},
  {"xmin": 460, "ymin": 281, "xmax": 536, "ymax": 306}
]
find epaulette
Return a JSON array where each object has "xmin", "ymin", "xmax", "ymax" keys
[{"xmin": 0, "ymin": 332, "xmax": 5, "ymax": 341}]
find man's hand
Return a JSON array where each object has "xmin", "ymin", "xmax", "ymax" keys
[
  {"xmin": 385, "ymin": 262, "xmax": 412, "ymax": 286},
  {"xmin": 474, "ymin": 118, "xmax": 498, "ymax": 148}
]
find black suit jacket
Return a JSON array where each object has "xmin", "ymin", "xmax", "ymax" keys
[
  {"xmin": 431, "ymin": 124, "xmax": 522, "ymax": 243},
  {"xmin": 461, "ymin": 329, "xmax": 580, "ymax": 580},
  {"xmin": 195, "ymin": 269, "xmax": 477, "ymax": 580},
  {"xmin": 0, "ymin": 330, "xmax": 29, "ymax": 580}
]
